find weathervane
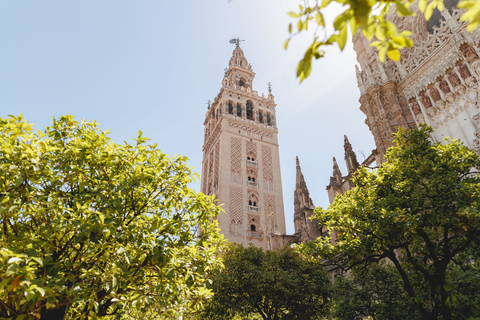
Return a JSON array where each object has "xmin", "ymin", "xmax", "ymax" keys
[
  {"xmin": 267, "ymin": 82, "xmax": 272, "ymax": 93},
  {"xmin": 207, "ymin": 100, "xmax": 211, "ymax": 109},
  {"xmin": 229, "ymin": 38, "xmax": 244, "ymax": 48}
]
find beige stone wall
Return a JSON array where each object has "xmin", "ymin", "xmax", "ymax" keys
[{"xmin": 201, "ymin": 46, "xmax": 286, "ymax": 250}]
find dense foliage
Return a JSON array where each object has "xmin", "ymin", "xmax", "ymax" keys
[
  {"xmin": 305, "ymin": 126, "xmax": 480, "ymax": 319},
  {"xmin": 0, "ymin": 115, "xmax": 223, "ymax": 319},
  {"xmin": 331, "ymin": 262, "xmax": 421, "ymax": 319},
  {"xmin": 285, "ymin": 0, "xmax": 479, "ymax": 82},
  {"xmin": 198, "ymin": 243, "xmax": 331, "ymax": 320}
]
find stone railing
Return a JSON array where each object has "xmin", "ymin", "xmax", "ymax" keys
[
  {"xmin": 247, "ymin": 182, "xmax": 258, "ymax": 188},
  {"xmin": 246, "ymin": 231, "xmax": 262, "ymax": 238}
]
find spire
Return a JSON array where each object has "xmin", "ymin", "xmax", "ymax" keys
[
  {"xmin": 333, "ymin": 157, "xmax": 343, "ymax": 185},
  {"xmin": 295, "ymin": 156, "xmax": 305, "ymax": 188},
  {"xmin": 224, "ymin": 42, "xmax": 255, "ymax": 89},
  {"xmin": 228, "ymin": 46, "xmax": 252, "ymax": 71},
  {"xmin": 344, "ymin": 135, "xmax": 360, "ymax": 175},
  {"xmin": 294, "ymin": 156, "xmax": 314, "ymax": 209}
]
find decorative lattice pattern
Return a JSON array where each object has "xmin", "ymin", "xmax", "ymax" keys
[
  {"xmin": 246, "ymin": 140, "xmax": 257, "ymax": 158},
  {"xmin": 262, "ymin": 145, "xmax": 273, "ymax": 180},
  {"xmin": 231, "ymin": 138, "xmax": 242, "ymax": 172},
  {"xmin": 230, "ymin": 186, "xmax": 243, "ymax": 223},
  {"xmin": 264, "ymin": 193, "xmax": 277, "ymax": 223},
  {"xmin": 201, "ymin": 157, "xmax": 208, "ymax": 193},
  {"xmin": 214, "ymin": 142, "xmax": 219, "ymax": 188}
]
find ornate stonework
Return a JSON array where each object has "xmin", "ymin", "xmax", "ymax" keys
[
  {"xmin": 353, "ymin": 0, "xmax": 480, "ymax": 158},
  {"xmin": 201, "ymin": 45, "xmax": 287, "ymax": 249}
]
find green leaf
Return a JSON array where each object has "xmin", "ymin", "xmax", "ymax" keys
[
  {"xmin": 425, "ymin": 2, "xmax": 435, "ymax": 20},
  {"xmin": 378, "ymin": 46, "xmax": 387, "ymax": 62},
  {"xmin": 395, "ymin": 1, "xmax": 414, "ymax": 16},
  {"xmin": 387, "ymin": 48, "xmax": 400, "ymax": 61},
  {"xmin": 316, "ymin": 12, "xmax": 325, "ymax": 26}
]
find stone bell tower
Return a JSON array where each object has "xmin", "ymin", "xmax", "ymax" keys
[{"xmin": 200, "ymin": 40, "xmax": 287, "ymax": 249}]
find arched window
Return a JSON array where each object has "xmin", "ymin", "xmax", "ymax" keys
[
  {"xmin": 239, "ymin": 77, "xmax": 246, "ymax": 87},
  {"xmin": 247, "ymin": 170, "xmax": 258, "ymax": 187},
  {"xmin": 266, "ymin": 113, "xmax": 271, "ymax": 125},
  {"xmin": 259, "ymin": 111, "xmax": 263, "ymax": 123},
  {"xmin": 228, "ymin": 102, "xmax": 233, "ymax": 114},
  {"xmin": 250, "ymin": 224, "xmax": 256, "ymax": 232},
  {"xmin": 237, "ymin": 104, "xmax": 242, "ymax": 117},
  {"xmin": 246, "ymin": 101, "xmax": 253, "ymax": 120},
  {"xmin": 248, "ymin": 194, "xmax": 259, "ymax": 209}
]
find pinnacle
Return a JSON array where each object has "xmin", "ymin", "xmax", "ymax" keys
[{"xmin": 295, "ymin": 156, "xmax": 305, "ymax": 188}]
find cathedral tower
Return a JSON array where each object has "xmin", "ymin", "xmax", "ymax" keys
[{"xmin": 201, "ymin": 41, "xmax": 286, "ymax": 249}]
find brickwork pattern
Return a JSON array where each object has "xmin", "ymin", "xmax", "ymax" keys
[
  {"xmin": 261, "ymin": 145, "xmax": 273, "ymax": 180},
  {"xmin": 214, "ymin": 142, "xmax": 219, "ymax": 188},
  {"xmin": 230, "ymin": 186, "xmax": 243, "ymax": 223},
  {"xmin": 201, "ymin": 157, "xmax": 208, "ymax": 193},
  {"xmin": 231, "ymin": 137, "xmax": 242, "ymax": 173},
  {"xmin": 264, "ymin": 193, "xmax": 277, "ymax": 224},
  {"xmin": 246, "ymin": 140, "xmax": 257, "ymax": 158}
]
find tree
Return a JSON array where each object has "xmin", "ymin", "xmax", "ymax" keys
[
  {"xmin": 305, "ymin": 126, "xmax": 480, "ymax": 319},
  {"xmin": 284, "ymin": 0, "xmax": 480, "ymax": 82},
  {"xmin": 331, "ymin": 262, "xmax": 421, "ymax": 320},
  {"xmin": 198, "ymin": 243, "xmax": 331, "ymax": 320},
  {"xmin": 0, "ymin": 115, "xmax": 223, "ymax": 319}
]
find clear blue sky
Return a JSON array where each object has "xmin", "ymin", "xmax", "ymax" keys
[{"xmin": 0, "ymin": 0, "xmax": 375, "ymax": 234}]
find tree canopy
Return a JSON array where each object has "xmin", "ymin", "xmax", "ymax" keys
[
  {"xmin": 331, "ymin": 262, "xmax": 421, "ymax": 319},
  {"xmin": 305, "ymin": 126, "xmax": 480, "ymax": 319},
  {"xmin": 198, "ymin": 243, "xmax": 331, "ymax": 320},
  {"xmin": 285, "ymin": 0, "xmax": 480, "ymax": 82},
  {"xmin": 0, "ymin": 115, "xmax": 223, "ymax": 319}
]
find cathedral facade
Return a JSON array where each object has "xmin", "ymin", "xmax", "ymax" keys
[{"xmin": 329, "ymin": 0, "xmax": 480, "ymax": 201}]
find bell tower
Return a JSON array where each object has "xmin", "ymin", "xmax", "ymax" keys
[{"xmin": 200, "ymin": 40, "xmax": 286, "ymax": 249}]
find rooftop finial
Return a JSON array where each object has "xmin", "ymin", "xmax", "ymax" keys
[
  {"xmin": 207, "ymin": 100, "xmax": 211, "ymax": 109},
  {"xmin": 267, "ymin": 82, "xmax": 272, "ymax": 93},
  {"xmin": 229, "ymin": 38, "xmax": 244, "ymax": 48}
]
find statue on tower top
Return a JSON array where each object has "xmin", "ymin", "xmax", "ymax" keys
[{"xmin": 229, "ymin": 38, "xmax": 244, "ymax": 48}]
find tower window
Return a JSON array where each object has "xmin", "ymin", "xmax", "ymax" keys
[
  {"xmin": 267, "ymin": 113, "xmax": 271, "ymax": 125},
  {"xmin": 237, "ymin": 104, "xmax": 242, "ymax": 117},
  {"xmin": 246, "ymin": 101, "xmax": 254, "ymax": 120},
  {"xmin": 250, "ymin": 225, "xmax": 256, "ymax": 232},
  {"xmin": 259, "ymin": 111, "xmax": 263, "ymax": 123},
  {"xmin": 228, "ymin": 102, "xmax": 233, "ymax": 114}
]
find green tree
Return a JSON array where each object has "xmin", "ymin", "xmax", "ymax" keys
[
  {"xmin": 198, "ymin": 243, "xmax": 331, "ymax": 320},
  {"xmin": 331, "ymin": 262, "xmax": 421, "ymax": 320},
  {"xmin": 0, "ymin": 115, "xmax": 223, "ymax": 320},
  {"xmin": 285, "ymin": 0, "xmax": 480, "ymax": 82},
  {"xmin": 305, "ymin": 126, "xmax": 480, "ymax": 319}
]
